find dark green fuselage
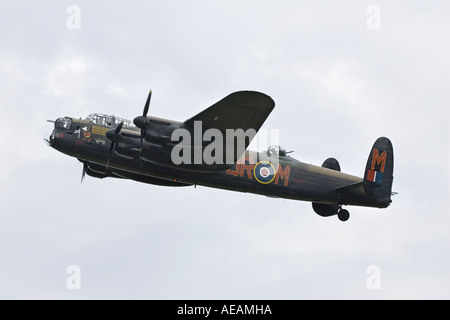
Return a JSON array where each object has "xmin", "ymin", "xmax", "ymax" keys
[{"xmin": 48, "ymin": 116, "xmax": 389, "ymax": 210}]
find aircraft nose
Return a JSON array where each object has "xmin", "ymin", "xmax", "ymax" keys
[
  {"xmin": 44, "ymin": 119, "xmax": 56, "ymax": 146},
  {"xmin": 44, "ymin": 128, "xmax": 55, "ymax": 146}
]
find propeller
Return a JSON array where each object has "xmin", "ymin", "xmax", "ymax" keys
[
  {"xmin": 133, "ymin": 90, "xmax": 152, "ymax": 149},
  {"xmin": 81, "ymin": 161, "xmax": 87, "ymax": 183},
  {"xmin": 105, "ymin": 117, "xmax": 124, "ymax": 169},
  {"xmin": 143, "ymin": 90, "xmax": 151, "ymax": 118}
]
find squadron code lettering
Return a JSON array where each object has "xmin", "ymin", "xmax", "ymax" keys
[{"xmin": 177, "ymin": 304, "xmax": 272, "ymax": 317}]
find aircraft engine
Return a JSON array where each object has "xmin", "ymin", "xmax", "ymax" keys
[
  {"xmin": 144, "ymin": 127, "xmax": 173, "ymax": 146},
  {"xmin": 115, "ymin": 142, "xmax": 140, "ymax": 159}
]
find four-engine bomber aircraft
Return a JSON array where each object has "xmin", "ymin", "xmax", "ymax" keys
[{"xmin": 45, "ymin": 90, "xmax": 394, "ymax": 221}]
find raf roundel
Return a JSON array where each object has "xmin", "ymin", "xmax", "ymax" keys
[{"xmin": 254, "ymin": 161, "xmax": 276, "ymax": 184}]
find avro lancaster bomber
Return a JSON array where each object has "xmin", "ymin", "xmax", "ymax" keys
[{"xmin": 46, "ymin": 90, "xmax": 394, "ymax": 221}]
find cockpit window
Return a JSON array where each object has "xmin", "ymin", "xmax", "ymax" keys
[
  {"xmin": 267, "ymin": 145, "xmax": 289, "ymax": 157},
  {"xmin": 85, "ymin": 113, "xmax": 137, "ymax": 130},
  {"xmin": 55, "ymin": 117, "xmax": 72, "ymax": 130},
  {"xmin": 97, "ymin": 117, "xmax": 106, "ymax": 126}
]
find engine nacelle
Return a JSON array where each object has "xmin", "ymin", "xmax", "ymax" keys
[
  {"xmin": 115, "ymin": 142, "xmax": 141, "ymax": 159},
  {"xmin": 144, "ymin": 129, "xmax": 172, "ymax": 146}
]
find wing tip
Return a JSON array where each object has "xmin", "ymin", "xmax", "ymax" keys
[{"xmin": 229, "ymin": 90, "xmax": 275, "ymax": 110}]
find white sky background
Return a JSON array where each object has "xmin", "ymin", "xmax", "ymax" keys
[{"xmin": 0, "ymin": 0, "xmax": 449, "ymax": 299}]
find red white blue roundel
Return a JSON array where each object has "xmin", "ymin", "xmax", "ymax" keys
[{"xmin": 254, "ymin": 161, "xmax": 276, "ymax": 184}]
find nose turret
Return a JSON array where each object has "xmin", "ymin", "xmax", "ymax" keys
[
  {"xmin": 44, "ymin": 119, "xmax": 56, "ymax": 146},
  {"xmin": 44, "ymin": 117, "xmax": 77, "ymax": 156},
  {"xmin": 44, "ymin": 128, "xmax": 54, "ymax": 146}
]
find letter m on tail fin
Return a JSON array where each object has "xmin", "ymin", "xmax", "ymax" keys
[{"xmin": 363, "ymin": 137, "xmax": 394, "ymax": 206}]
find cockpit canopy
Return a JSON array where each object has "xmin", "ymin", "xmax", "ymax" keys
[
  {"xmin": 266, "ymin": 145, "xmax": 291, "ymax": 157},
  {"xmin": 86, "ymin": 113, "xmax": 137, "ymax": 130}
]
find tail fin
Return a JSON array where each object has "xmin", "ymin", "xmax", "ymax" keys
[{"xmin": 363, "ymin": 137, "xmax": 394, "ymax": 206}]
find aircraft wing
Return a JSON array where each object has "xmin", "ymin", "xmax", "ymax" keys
[
  {"xmin": 185, "ymin": 91, "xmax": 275, "ymax": 134},
  {"xmin": 184, "ymin": 91, "xmax": 275, "ymax": 164}
]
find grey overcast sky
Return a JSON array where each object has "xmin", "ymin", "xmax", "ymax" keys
[{"xmin": 0, "ymin": 0, "xmax": 449, "ymax": 299}]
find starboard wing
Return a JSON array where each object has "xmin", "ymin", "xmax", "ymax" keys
[
  {"xmin": 185, "ymin": 91, "xmax": 274, "ymax": 132},
  {"xmin": 184, "ymin": 91, "xmax": 275, "ymax": 164}
]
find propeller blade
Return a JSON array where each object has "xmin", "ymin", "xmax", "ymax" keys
[
  {"xmin": 115, "ymin": 121, "xmax": 124, "ymax": 134},
  {"xmin": 143, "ymin": 90, "xmax": 152, "ymax": 117},
  {"xmin": 132, "ymin": 90, "xmax": 153, "ymax": 150},
  {"xmin": 106, "ymin": 120, "xmax": 124, "ymax": 142},
  {"xmin": 81, "ymin": 161, "xmax": 87, "ymax": 183}
]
